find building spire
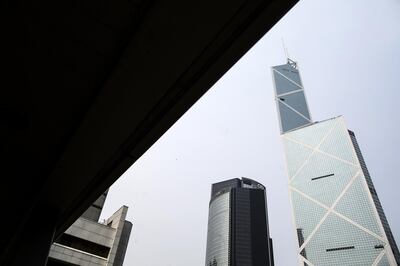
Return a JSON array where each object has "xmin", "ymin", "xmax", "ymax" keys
[
  {"xmin": 281, "ymin": 38, "xmax": 291, "ymax": 62},
  {"xmin": 281, "ymin": 38, "xmax": 298, "ymax": 69}
]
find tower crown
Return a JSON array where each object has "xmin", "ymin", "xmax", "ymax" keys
[{"xmin": 272, "ymin": 60, "xmax": 312, "ymax": 133}]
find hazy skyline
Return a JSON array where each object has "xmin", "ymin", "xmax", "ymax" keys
[{"xmin": 101, "ymin": 1, "xmax": 400, "ymax": 265}]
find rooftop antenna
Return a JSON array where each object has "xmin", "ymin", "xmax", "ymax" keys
[
  {"xmin": 281, "ymin": 37, "xmax": 289, "ymax": 62},
  {"xmin": 281, "ymin": 38, "xmax": 297, "ymax": 69}
]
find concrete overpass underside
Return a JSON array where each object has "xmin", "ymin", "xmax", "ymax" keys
[{"xmin": 1, "ymin": 0, "xmax": 297, "ymax": 264}]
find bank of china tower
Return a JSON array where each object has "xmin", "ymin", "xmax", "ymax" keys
[{"xmin": 272, "ymin": 59, "xmax": 399, "ymax": 266}]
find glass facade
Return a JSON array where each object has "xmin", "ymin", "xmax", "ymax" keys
[
  {"xmin": 283, "ymin": 117, "xmax": 398, "ymax": 265},
  {"xmin": 349, "ymin": 131, "xmax": 400, "ymax": 264},
  {"xmin": 205, "ymin": 192, "xmax": 230, "ymax": 266},
  {"xmin": 272, "ymin": 62, "xmax": 311, "ymax": 133},
  {"xmin": 273, "ymin": 61, "xmax": 399, "ymax": 265},
  {"xmin": 205, "ymin": 178, "xmax": 274, "ymax": 266}
]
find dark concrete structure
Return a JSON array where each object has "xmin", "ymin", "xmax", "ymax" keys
[
  {"xmin": 205, "ymin": 178, "xmax": 274, "ymax": 266},
  {"xmin": 47, "ymin": 192, "xmax": 132, "ymax": 266},
  {"xmin": 1, "ymin": 1, "xmax": 297, "ymax": 264}
]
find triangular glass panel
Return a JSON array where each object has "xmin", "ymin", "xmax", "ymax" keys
[
  {"xmin": 273, "ymin": 64, "xmax": 302, "ymax": 86},
  {"xmin": 273, "ymin": 69, "xmax": 302, "ymax": 95},
  {"xmin": 376, "ymin": 254, "xmax": 389, "ymax": 266},
  {"xmin": 283, "ymin": 138, "xmax": 313, "ymax": 178},
  {"xmin": 335, "ymin": 175, "xmax": 383, "ymax": 237},
  {"xmin": 291, "ymin": 151, "xmax": 358, "ymax": 207},
  {"xmin": 285, "ymin": 118, "xmax": 336, "ymax": 149},
  {"xmin": 319, "ymin": 119, "xmax": 358, "ymax": 164},
  {"xmin": 291, "ymin": 190, "xmax": 327, "ymax": 244},
  {"xmin": 304, "ymin": 213, "xmax": 385, "ymax": 266},
  {"xmin": 279, "ymin": 91, "xmax": 311, "ymax": 120},
  {"xmin": 279, "ymin": 101, "xmax": 311, "ymax": 133}
]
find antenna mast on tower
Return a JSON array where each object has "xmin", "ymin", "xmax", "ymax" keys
[
  {"xmin": 281, "ymin": 38, "xmax": 289, "ymax": 61},
  {"xmin": 281, "ymin": 38, "xmax": 297, "ymax": 69}
]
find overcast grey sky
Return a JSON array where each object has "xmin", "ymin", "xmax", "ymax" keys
[{"xmin": 101, "ymin": 1, "xmax": 400, "ymax": 265}]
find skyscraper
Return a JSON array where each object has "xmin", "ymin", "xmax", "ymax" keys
[
  {"xmin": 205, "ymin": 177, "xmax": 274, "ymax": 266},
  {"xmin": 272, "ymin": 59, "xmax": 400, "ymax": 265}
]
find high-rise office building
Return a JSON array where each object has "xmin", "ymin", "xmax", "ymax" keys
[
  {"xmin": 205, "ymin": 177, "xmax": 274, "ymax": 266},
  {"xmin": 47, "ymin": 191, "xmax": 132, "ymax": 266},
  {"xmin": 272, "ymin": 59, "xmax": 400, "ymax": 265}
]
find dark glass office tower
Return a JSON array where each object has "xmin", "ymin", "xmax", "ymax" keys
[
  {"xmin": 205, "ymin": 178, "xmax": 274, "ymax": 266},
  {"xmin": 272, "ymin": 59, "xmax": 400, "ymax": 265}
]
